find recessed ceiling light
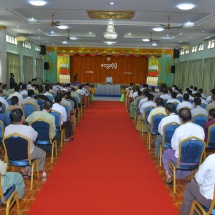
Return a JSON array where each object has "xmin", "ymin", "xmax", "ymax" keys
[
  {"xmin": 153, "ymin": 27, "xmax": 164, "ymax": 32},
  {"xmin": 53, "ymin": 44, "xmax": 54, "ymax": 45},
  {"xmin": 152, "ymin": 43, "xmax": 157, "ymax": 46},
  {"xmin": 57, "ymin": 25, "xmax": 68, "ymax": 29},
  {"xmin": 202, "ymin": 31, "xmax": 205, "ymax": 33},
  {"xmin": 29, "ymin": 32, "xmax": 31, "ymax": 34},
  {"xmin": 184, "ymin": 21, "xmax": 195, "ymax": 27},
  {"xmin": 70, "ymin": 36, "xmax": 78, "ymax": 40},
  {"xmin": 51, "ymin": 31, "xmax": 54, "ymax": 34},
  {"xmin": 17, "ymin": 26, "xmax": 19, "ymax": 28},
  {"xmin": 62, "ymin": 41, "xmax": 68, "ymax": 44},
  {"xmin": 38, "ymin": 37, "xmax": 40, "ymax": 38},
  {"xmin": 29, "ymin": 0, "xmax": 47, "ymax": 6},
  {"xmin": 177, "ymin": 3, "xmax": 195, "ymax": 10},
  {"xmin": 89, "ymin": 32, "xmax": 92, "ymax": 34},
  {"xmin": 142, "ymin": 38, "xmax": 150, "ymax": 42},
  {"xmin": 103, "ymin": 41, "xmax": 116, "ymax": 45},
  {"xmin": 128, "ymin": 33, "xmax": 131, "ymax": 35},
  {"xmin": 28, "ymin": 18, "xmax": 37, "ymax": 22},
  {"xmin": 110, "ymin": 2, "xmax": 114, "ymax": 5}
]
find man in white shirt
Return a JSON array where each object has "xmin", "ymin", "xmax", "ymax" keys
[
  {"xmin": 191, "ymin": 98, "xmax": 208, "ymax": 117},
  {"xmin": 138, "ymin": 91, "xmax": 149, "ymax": 109},
  {"xmin": 20, "ymin": 84, "xmax": 28, "ymax": 96},
  {"xmin": 176, "ymin": 89, "xmax": 183, "ymax": 98},
  {"xmin": 176, "ymin": 93, "xmax": 193, "ymax": 113},
  {"xmin": 105, "ymin": 74, "xmax": 113, "ymax": 84},
  {"xmin": 162, "ymin": 108, "xmax": 205, "ymax": 185},
  {"xmin": 180, "ymin": 154, "xmax": 215, "ymax": 215},
  {"xmin": 7, "ymin": 85, "xmax": 23, "ymax": 105},
  {"xmin": 52, "ymin": 95, "xmax": 74, "ymax": 141},
  {"xmin": 0, "ymin": 89, "xmax": 9, "ymax": 110},
  {"xmin": 195, "ymin": 93, "xmax": 208, "ymax": 106},
  {"xmin": 206, "ymin": 89, "xmax": 215, "ymax": 103},
  {"xmin": 155, "ymin": 103, "xmax": 181, "ymax": 156},
  {"xmin": 167, "ymin": 92, "xmax": 180, "ymax": 105},
  {"xmin": 160, "ymin": 90, "xmax": 171, "ymax": 100}
]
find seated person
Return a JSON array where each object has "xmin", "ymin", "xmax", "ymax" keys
[
  {"xmin": 204, "ymin": 108, "xmax": 215, "ymax": 143},
  {"xmin": 4, "ymin": 108, "xmax": 46, "ymax": 177},
  {"xmin": 7, "ymin": 85, "xmax": 23, "ymax": 105},
  {"xmin": 154, "ymin": 103, "xmax": 181, "ymax": 157},
  {"xmin": 0, "ymin": 102, "xmax": 8, "ymax": 127},
  {"xmin": 21, "ymin": 89, "xmax": 40, "ymax": 111},
  {"xmin": 34, "ymin": 85, "xmax": 49, "ymax": 101},
  {"xmin": 105, "ymin": 74, "xmax": 113, "ymax": 84},
  {"xmin": 180, "ymin": 153, "xmax": 215, "ymax": 215},
  {"xmin": 6, "ymin": 96, "xmax": 23, "ymax": 112},
  {"xmin": 0, "ymin": 159, "xmax": 25, "ymax": 199},
  {"xmin": 176, "ymin": 93, "xmax": 193, "ymax": 112},
  {"xmin": 162, "ymin": 108, "xmax": 205, "ymax": 185},
  {"xmin": 191, "ymin": 97, "xmax": 208, "ymax": 117},
  {"xmin": 166, "ymin": 92, "xmax": 180, "ymax": 104}
]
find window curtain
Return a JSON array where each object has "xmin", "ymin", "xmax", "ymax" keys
[
  {"xmin": 36, "ymin": 58, "xmax": 44, "ymax": 83},
  {"xmin": 173, "ymin": 61, "xmax": 189, "ymax": 91},
  {"xmin": 188, "ymin": 59, "xmax": 203, "ymax": 89},
  {"xmin": 203, "ymin": 58, "xmax": 215, "ymax": 96},
  {"xmin": 23, "ymin": 56, "xmax": 33, "ymax": 84},
  {"xmin": 6, "ymin": 52, "xmax": 20, "ymax": 86}
]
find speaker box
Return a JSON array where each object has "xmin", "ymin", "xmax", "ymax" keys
[
  {"xmin": 44, "ymin": 62, "xmax": 49, "ymax": 70},
  {"xmin": 173, "ymin": 49, "xmax": 179, "ymax": 58},
  {"xmin": 40, "ymin": 45, "xmax": 46, "ymax": 55},
  {"xmin": 171, "ymin": 65, "xmax": 175, "ymax": 73}
]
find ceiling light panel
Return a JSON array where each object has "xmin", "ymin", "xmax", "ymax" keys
[
  {"xmin": 29, "ymin": 0, "xmax": 47, "ymax": 6},
  {"xmin": 177, "ymin": 3, "xmax": 195, "ymax": 10}
]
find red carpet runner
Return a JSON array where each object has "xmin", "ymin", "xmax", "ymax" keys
[{"xmin": 28, "ymin": 101, "xmax": 179, "ymax": 215}]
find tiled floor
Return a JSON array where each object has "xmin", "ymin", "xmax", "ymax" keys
[{"xmin": 0, "ymin": 105, "xmax": 210, "ymax": 215}]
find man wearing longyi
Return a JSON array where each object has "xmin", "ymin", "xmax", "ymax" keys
[{"xmin": 105, "ymin": 74, "xmax": 113, "ymax": 84}]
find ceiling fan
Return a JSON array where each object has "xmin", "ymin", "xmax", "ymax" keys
[
  {"xmin": 160, "ymin": 16, "xmax": 183, "ymax": 30},
  {"xmin": 50, "ymin": 12, "xmax": 60, "ymax": 26}
]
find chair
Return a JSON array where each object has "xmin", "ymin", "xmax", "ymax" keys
[
  {"xmin": 35, "ymin": 98, "xmax": 45, "ymax": 111},
  {"xmin": 176, "ymin": 97, "xmax": 183, "ymax": 102},
  {"xmin": 22, "ymin": 94, "xmax": 28, "ymax": 99},
  {"xmin": 168, "ymin": 136, "xmax": 205, "ymax": 193},
  {"xmin": 1, "ymin": 103, "xmax": 6, "ymax": 114},
  {"xmin": 147, "ymin": 113, "xmax": 166, "ymax": 149},
  {"xmin": 192, "ymin": 114, "xmax": 208, "ymax": 128},
  {"xmin": 141, "ymin": 106, "xmax": 154, "ymax": 136},
  {"xmin": 23, "ymin": 103, "xmax": 36, "ymax": 117},
  {"xmin": 205, "ymin": 124, "xmax": 215, "ymax": 159},
  {"xmin": 5, "ymin": 110, "xmax": 12, "ymax": 125},
  {"xmin": 30, "ymin": 119, "xmax": 57, "ymax": 163},
  {"xmin": 159, "ymin": 122, "xmax": 180, "ymax": 166},
  {"xmin": 173, "ymin": 102, "xmax": 178, "ymax": 114},
  {"xmin": 7, "ymin": 99, "xmax": 11, "ymax": 106},
  {"xmin": 163, "ymin": 99, "xmax": 168, "ymax": 107},
  {"xmin": 62, "ymin": 104, "xmax": 69, "ymax": 118},
  {"xmin": 189, "ymin": 99, "xmax": 194, "ymax": 104},
  {"xmin": 190, "ymin": 187, "xmax": 215, "ymax": 215},
  {"xmin": 2, "ymin": 96, "xmax": 8, "ymax": 100},
  {"xmin": 0, "ymin": 120, "xmax": 5, "ymax": 144},
  {"xmin": 201, "ymin": 103, "xmax": 207, "ymax": 109},
  {"xmin": 67, "ymin": 99, "xmax": 76, "ymax": 126},
  {"xmin": 3, "ymin": 133, "xmax": 39, "ymax": 190},
  {"xmin": 46, "ymin": 95, "xmax": 54, "ymax": 102},
  {"xmin": 50, "ymin": 110, "xmax": 65, "ymax": 148},
  {"xmin": 0, "ymin": 179, "xmax": 20, "ymax": 215}
]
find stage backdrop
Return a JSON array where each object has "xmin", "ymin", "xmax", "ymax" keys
[{"xmin": 70, "ymin": 55, "xmax": 148, "ymax": 84}]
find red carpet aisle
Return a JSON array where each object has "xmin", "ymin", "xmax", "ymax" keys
[{"xmin": 28, "ymin": 101, "xmax": 179, "ymax": 215}]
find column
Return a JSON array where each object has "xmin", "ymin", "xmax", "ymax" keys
[{"xmin": 0, "ymin": 27, "xmax": 6, "ymax": 82}]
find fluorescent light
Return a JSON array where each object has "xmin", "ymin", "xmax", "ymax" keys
[
  {"xmin": 110, "ymin": 2, "xmax": 114, "ymax": 5},
  {"xmin": 153, "ymin": 27, "xmax": 164, "ymax": 32},
  {"xmin": 29, "ymin": 0, "xmax": 47, "ymax": 6},
  {"xmin": 62, "ymin": 41, "xmax": 68, "ymax": 44},
  {"xmin": 142, "ymin": 39, "xmax": 150, "ymax": 42},
  {"xmin": 70, "ymin": 36, "xmax": 78, "ymax": 40},
  {"xmin": 152, "ymin": 43, "xmax": 157, "ymax": 46},
  {"xmin": 184, "ymin": 21, "xmax": 195, "ymax": 27},
  {"xmin": 177, "ymin": 3, "xmax": 195, "ymax": 10},
  {"xmin": 28, "ymin": 18, "xmax": 37, "ymax": 22},
  {"xmin": 57, "ymin": 25, "xmax": 68, "ymax": 29},
  {"xmin": 103, "ymin": 41, "xmax": 116, "ymax": 45}
]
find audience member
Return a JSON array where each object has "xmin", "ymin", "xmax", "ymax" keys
[
  {"xmin": 0, "ymin": 102, "xmax": 8, "ymax": 127},
  {"xmin": 7, "ymin": 85, "xmax": 23, "ymax": 105},
  {"xmin": 22, "ymin": 89, "xmax": 40, "ymax": 111},
  {"xmin": 34, "ymin": 85, "xmax": 49, "ymax": 101},
  {"xmin": 0, "ymin": 89, "xmax": 9, "ymax": 109},
  {"xmin": 203, "ymin": 108, "xmax": 215, "ymax": 143},
  {"xmin": 166, "ymin": 92, "xmax": 180, "ymax": 104},
  {"xmin": 6, "ymin": 96, "xmax": 23, "ymax": 112},
  {"xmin": 206, "ymin": 94, "xmax": 215, "ymax": 112},
  {"xmin": 176, "ymin": 93, "xmax": 192, "ymax": 112},
  {"xmin": 20, "ymin": 84, "xmax": 27, "ymax": 96},
  {"xmin": 191, "ymin": 98, "xmax": 208, "ymax": 117}
]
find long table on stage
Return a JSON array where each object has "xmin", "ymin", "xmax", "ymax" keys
[{"xmin": 96, "ymin": 84, "xmax": 121, "ymax": 96}]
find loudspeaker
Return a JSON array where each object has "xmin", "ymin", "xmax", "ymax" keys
[
  {"xmin": 40, "ymin": 45, "xmax": 46, "ymax": 55},
  {"xmin": 173, "ymin": 49, "xmax": 179, "ymax": 58},
  {"xmin": 44, "ymin": 62, "xmax": 49, "ymax": 70},
  {"xmin": 74, "ymin": 73, "xmax": 78, "ymax": 81},
  {"xmin": 171, "ymin": 65, "xmax": 175, "ymax": 73}
]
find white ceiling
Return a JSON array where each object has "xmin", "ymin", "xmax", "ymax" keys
[{"xmin": 1, "ymin": 0, "xmax": 215, "ymax": 49}]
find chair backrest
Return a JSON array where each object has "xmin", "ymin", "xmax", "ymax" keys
[
  {"xmin": 7, "ymin": 98, "xmax": 11, "ymax": 106},
  {"xmin": 23, "ymin": 103, "xmax": 36, "ymax": 117},
  {"xmin": 176, "ymin": 97, "xmax": 182, "ymax": 102},
  {"xmin": 50, "ymin": 110, "xmax": 62, "ymax": 128},
  {"xmin": 36, "ymin": 99, "xmax": 45, "ymax": 111},
  {"xmin": 189, "ymin": 99, "xmax": 194, "ymax": 104},
  {"xmin": 62, "ymin": 104, "xmax": 69, "ymax": 117},
  {"xmin": 192, "ymin": 114, "xmax": 208, "ymax": 128},
  {"xmin": 3, "ymin": 133, "xmax": 30, "ymax": 161},
  {"xmin": 5, "ymin": 110, "xmax": 12, "ymax": 125},
  {"xmin": 22, "ymin": 94, "xmax": 28, "ymax": 99},
  {"xmin": 30, "ymin": 119, "xmax": 51, "ymax": 141},
  {"xmin": 51, "ymin": 93, "xmax": 56, "ymax": 99},
  {"xmin": 66, "ymin": 99, "xmax": 75, "ymax": 109},
  {"xmin": 201, "ymin": 103, "xmax": 206, "ymax": 109},
  {"xmin": 163, "ymin": 99, "xmax": 168, "ymax": 106},
  {"xmin": 46, "ymin": 95, "xmax": 53, "ymax": 102},
  {"xmin": 151, "ymin": 113, "xmax": 166, "ymax": 133},
  {"xmin": 73, "ymin": 97, "xmax": 78, "ymax": 104},
  {"xmin": 207, "ymin": 124, "xmax": 215, "ymax": 146},
  {"xmin": 1, "ymin": 103, "xmax": 6, "ymax": 114},
  {"xmin": 0, "ymin": 120, "xmax": 5, "ymax": 140},
  {"xmin": 144, "ymin": 106, "xmax": 155, "ymax": 122},
  {"xmin": 163, "ymin": 122, "xmax": 180, "ymax": 144},
  {"xmin": 177, "ymin": 136, "xmax": 205, "ymax": 168}
]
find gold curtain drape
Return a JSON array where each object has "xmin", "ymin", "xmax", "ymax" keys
[{"xmin": 70, "ymin": 55, "xmax": 148, "ymax": 84}]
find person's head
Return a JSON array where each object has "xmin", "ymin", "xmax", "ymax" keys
[
  {"xmin": 209, "ymin": 109, "xmax": 215, "ymax": 120},
  {"xmin": 10, "ymin": 73, "xmax": 14, "ymax": 77},
  {"xmin": 151, "ymin": 86, "xmax": 155, "ymax": 92},
  {"xmin": 194, "ymin": 87, "xmax": 197, "ymax": 91},
  {"xmin": 14, "ymin": 85, "xmax": 20, "ymax": 92},
  {"xmin": 163, "ymin": 89, "xmax": 168, "ymax": 94},
  {"xmin": 55, "ymin": 95, "xmax": 62, "ymax": 103},
  {"xmin": 171, "ymin": 92, "xmax": 177, "ymax": 99},
  {"xmin": 198, "ymin": 88, "xmax": 203, "ymax": 93},
  {"xmin": 179, "ymin": 108, "xmax": 192, "ymax": 123},
  {"xmin": 186, "ymin": 88, "xmax": 189, "ymax": 93},
  {"xmin": 61, "ymin": 90, "xmax": 67, "ymax": 98},
  {"xmin": 38, "ymin": 85, "xmax": 44, "ymax": 94},
  {"xmin": 175, "ymin": 86, "xmax": 178, "ymax": 91},
  {"xmin": 156, "ymin": 97, "xmax": 163, "ymax": 107},
  {"xmin": 11, "ymin": 96, "xmax": 19, "ymax": 105},
  {"xmin": 108, "ymin": 74, "xmax": 111, "ymax": 77},
  {"xmin": 143, "ymin": 90, "xmax": 149, "ymax": 97},
  {"xmin": 10, "ymin": 108, "xmax": 24, "ymax": 124},
  {"xmin": 28, "ymin": 81, "xmax": 32, "ymax": 85},
  {"xmin": 172, "ymin": 84, "xmax": 176, "ymax": 88},
  {"xmin": 194, "ymin": 97, "xmax": 201, "ymax": 107},
  {"xmin": 178, "ymin": 89, "xmax": 182, "ymax": 94},
  {"xmin": 137, "ymin": 90, "xmax": 142, "ymax": 96},
  {"xmin": 165, "ymin": 103, "xmax": 175, "ymax": 114},
  {"xmin": 195, "ymin": 93, "xmax": 201, "ymax": 98},
  {"xmin": 147, "ymin": 94, "xmax": 154, "ymax": 101},
  {"xmin": 78, "ymin": 85, "xmax": 83, "ymax": 89},
  {"xmin": 71, "ymin": 87, "xmax": 76, "ymax": 91},
  {"xmin": 130, "ymin": 83, "xmax": 133, "ymax": 87},
  {"xmin": 2, "ymin": 84, "xmax": 7, "ymax": 90},
  {"xmin": 22, "ymin": 84, "xmax": 27, "ymax": 90},
  {"xmin": 188, "ymin": 90, "xmax": 193, "ymax": 95},
  {"xmin": 183, "ymin": 93, "xmax": 189, "ymax": 101},
  {"xmin": 168, "ymin": 88, "xmax": 172, "ymax": 94},
  {"xmin": 43, "ymin": 100, "xmax": 52, "ymax": 112},
  {"xmin": 211, "ymin": 89, "xmax": 215, "ymax": 95},
  {"xmin": 28, "ymin": 89, "xmax": 34, "ymax": 97},
  {"xmin": 190, "ymin": 85, "xmax": 193, "ymax": 89}
]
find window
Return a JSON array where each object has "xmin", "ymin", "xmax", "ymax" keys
[
  {"xmin": 192, "ymin": 46, "xmax": 197, "ymax": 53},
  {"xmin": 23, "ymin": 42, "xmax": 32, "ymax": 49},
  {"xmin": 180, "ymin": 49, "xmax": 184, "ymax": 55},
  {"xmin": 6, "ymin": 35, "xmax": 17, "ymax": 45},
  {"xmin": 208, "ymin": 40, "xmax": 215, "ymax": 49},
  {"xmin": 35, "ymin": 45, "xmax": 41, "ymax": 52},
  {"xmin": 185, "ymin": 49, "xmax": 189, "ymax": 54},
  {"xmin": 198, "ymin": 43, "xmax": 204, "ymax": 51}
]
